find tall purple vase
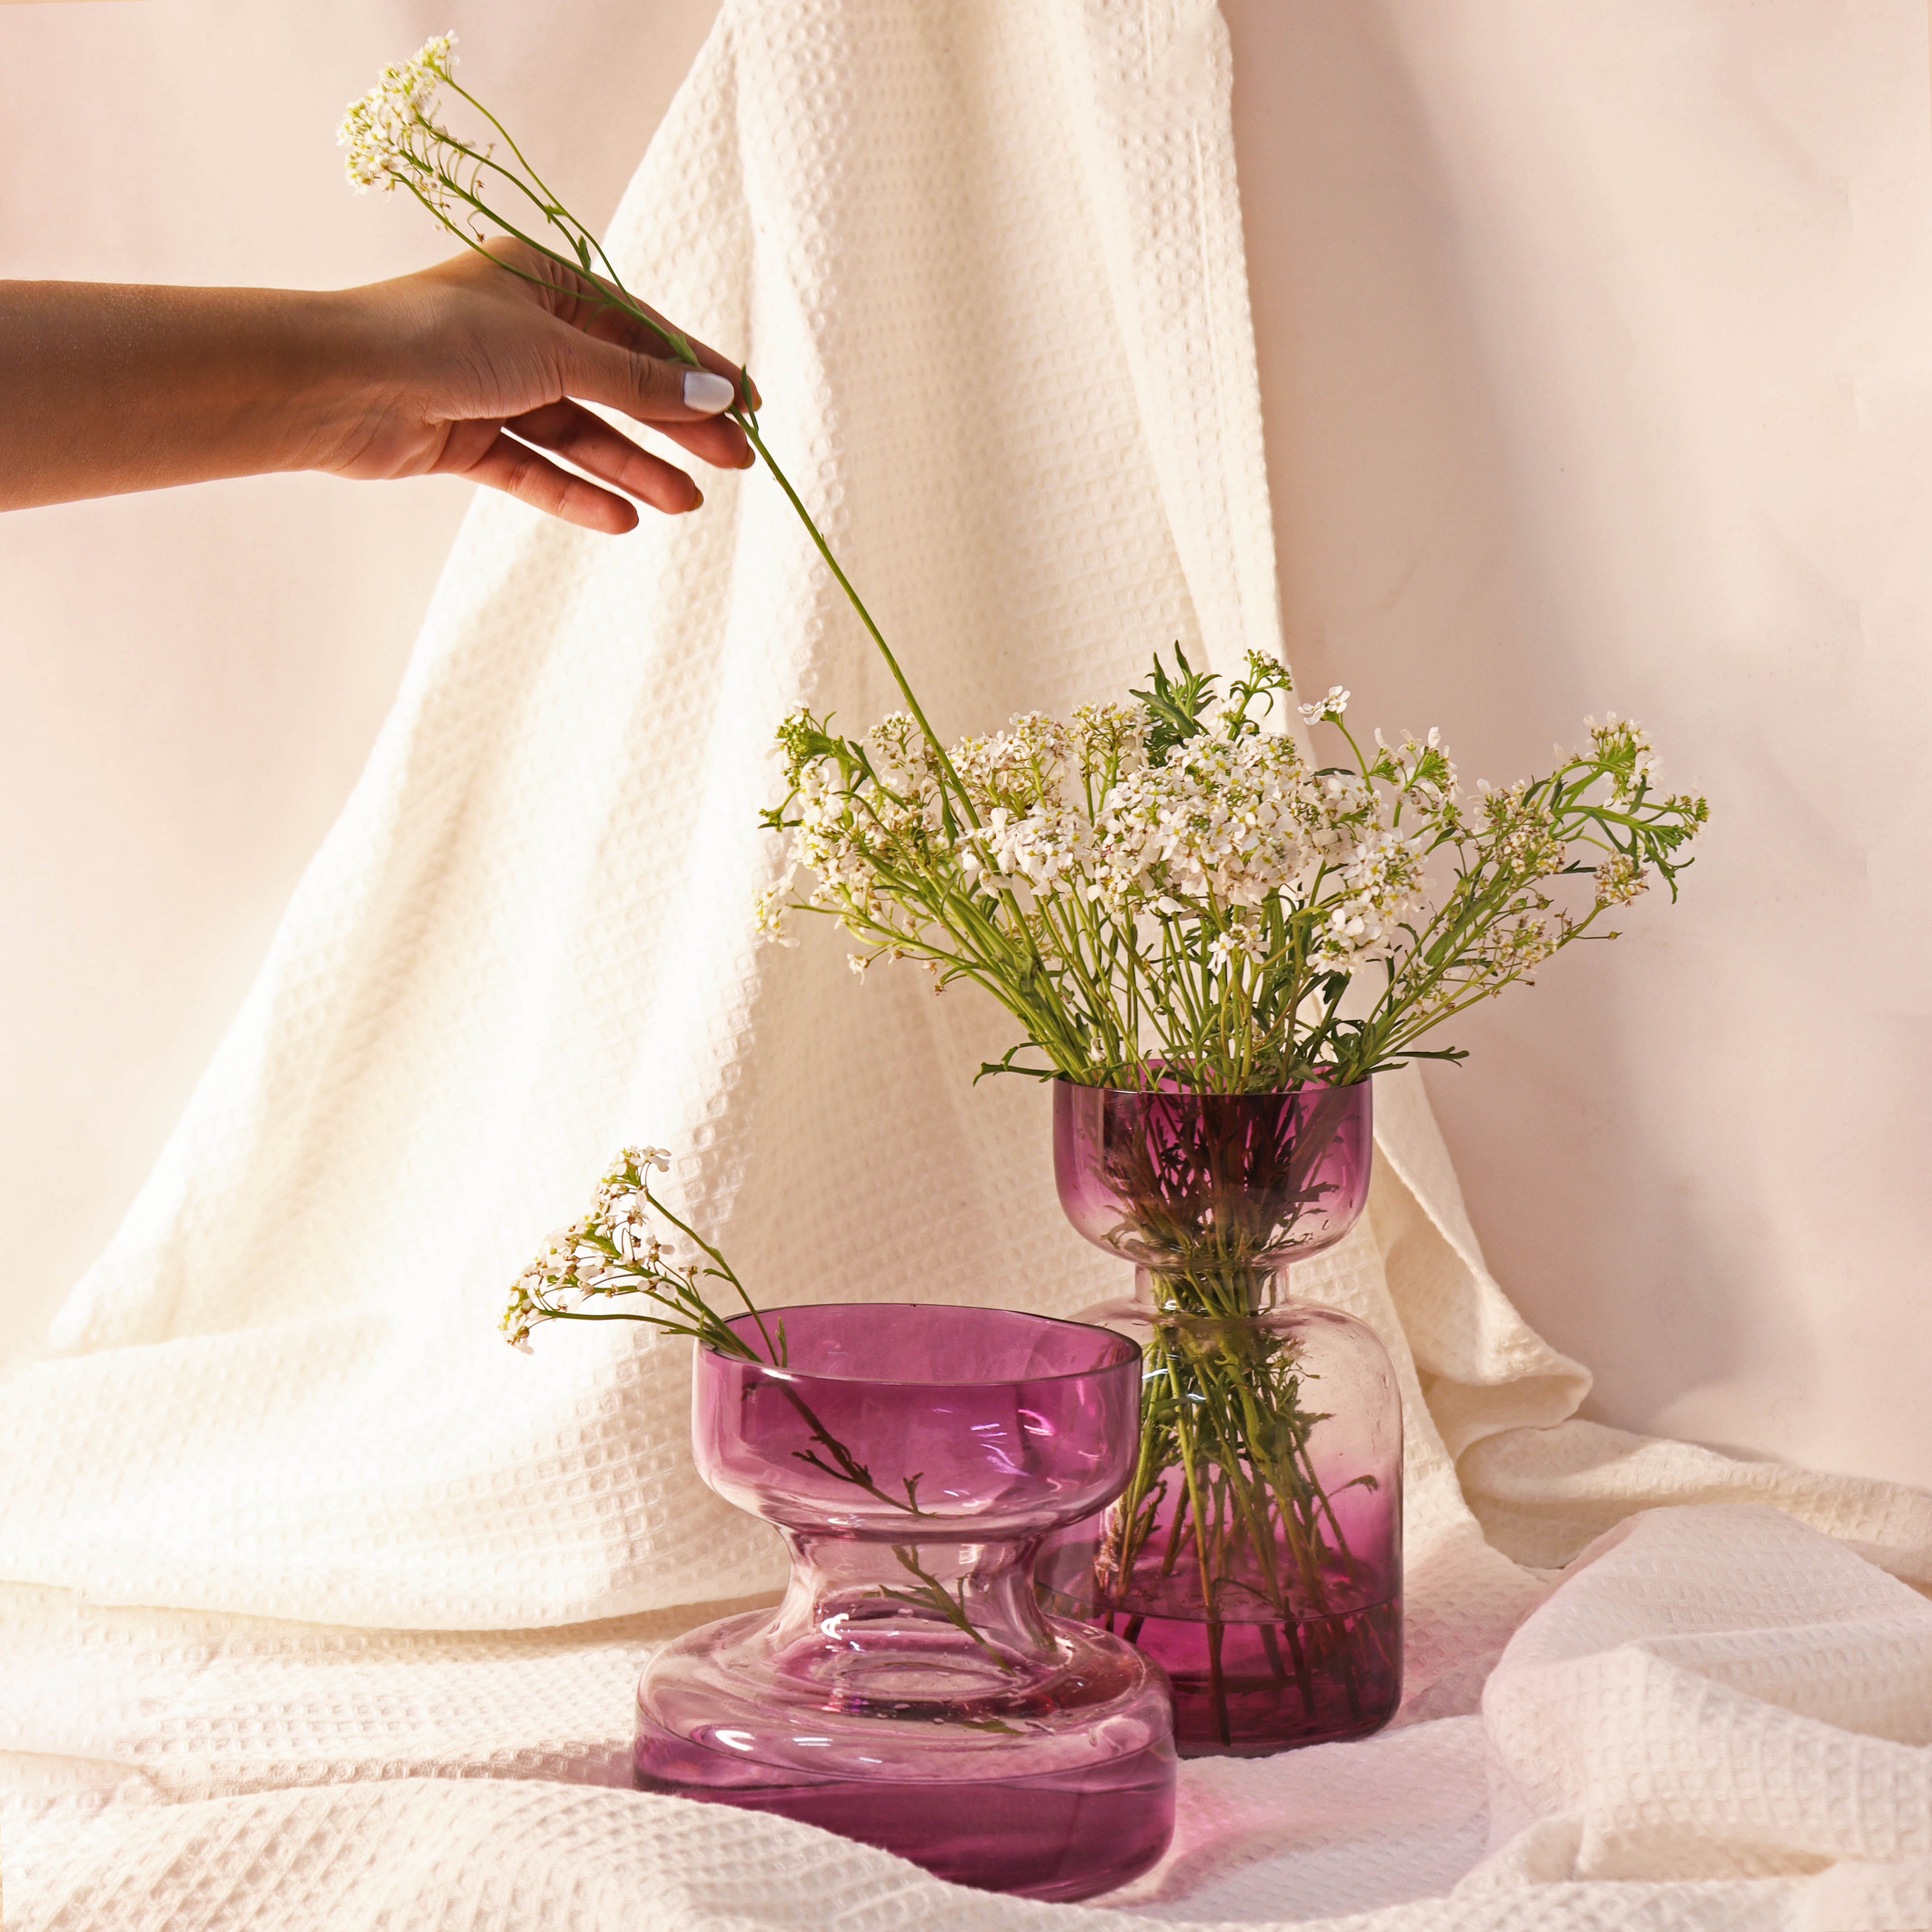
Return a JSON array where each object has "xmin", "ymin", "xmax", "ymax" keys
[
  {"xmin": 1042, "ymin": 1077, "xmax": 1404, "ymax": 1756},
  {"xmin": 635, "ymin": 1303, "xmax": 1176, "ymax": 1901}
]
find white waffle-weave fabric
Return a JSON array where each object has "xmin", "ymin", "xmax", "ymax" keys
[{"xmin": 4, "ymin": 3, "xmax": 1931, "ymax": 1926}]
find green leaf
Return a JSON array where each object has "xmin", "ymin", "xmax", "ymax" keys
[{"xmin": 1130, "ymin": 644, "xmax": 1218, "ymax": 762}]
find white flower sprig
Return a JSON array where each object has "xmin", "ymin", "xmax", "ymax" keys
[
  {"xmin": 342, "ymin": 39, "xmax": 966, "ymax": 814},
  {"xmin": 502, "ymin": 1146, "xmax": 778, "ymax": 1361},
  {"xmin": 502, "ymin": 1144, "xmax": 1015, "ymax": 1660},
  {"xmin": 338, "ymin": 32, "xmax": 674, "ymax": 337}
]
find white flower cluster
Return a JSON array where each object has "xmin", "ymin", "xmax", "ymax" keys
[
  {"xmin": 959, "ymin": 712, "xmax": 1089, "ymax": 896},
  {"xmin": 771, "ymin": 713, "xmax": 948, "ymax": 937},
  {"xmin": 501, "ymin": 1145, "xmax": 673, "ymax": 1351},
  {"xmin": 1090, "ymin": 731, "xmax": 1315, "ymax": 909},
  {"xmin": 337, "ymin": 34, "xmax": 487, "ymax": 228},
  {"xmin": 750, "ymin": 872, "xmax": 799, "ymax": 947},
  {"xmin": 1475, "ymin": 778, "xmax": 1564, "ymax": 880},
  {"xmin": 1310, "ymin": 810, "xmax": 1430, "ymax": 970},
  {"xmin": 1592, "ymin": 852, "xmax": 1646, "ymax": 907},
  {"xmin": 1587, "ymin": 713, "xmax": 1662, "ymax": 801},
  {"xmin": 762, "ymin": 681, "xmax": 1447, "ymax": 978},
  {"xmin": 338, "ymin": 33, "xmax": 453, "ymax": 190}
]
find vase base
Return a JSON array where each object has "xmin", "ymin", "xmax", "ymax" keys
[
  {"xmin": 635, "ymin": 1728, "xmax": 1174, "ymax": 1900},
  {"xmin": 635, "ymin": 1605, "xmax": 1177, "ymax": 1900}
]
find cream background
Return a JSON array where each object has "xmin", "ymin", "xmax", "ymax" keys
[{"xmin": 2, "ymin": 0, "xmax": 1928, "ymax": 1491}]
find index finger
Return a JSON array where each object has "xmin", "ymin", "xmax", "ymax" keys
[
  {"xmin": 611, "ymin": 296, "xmax": 762, "ymax": 414},
  {"xmin": 549, "ymin": 263, "xmax": 761, "ymax": 411}
]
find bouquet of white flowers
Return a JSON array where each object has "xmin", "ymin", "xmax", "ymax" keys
[{"xmin": 757, "ymin": 651, "xmax": 1702, "ymax": 1092}]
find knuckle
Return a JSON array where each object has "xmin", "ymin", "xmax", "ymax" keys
[
  {"xmin": 631, "ymin": 354, "xmax": 682, "ymax": 415},
  {"xmin": 505, "ymin": 449, "xmax": 563, "ymax": 514}
]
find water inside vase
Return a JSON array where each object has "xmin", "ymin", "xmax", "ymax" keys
[
  {"xmin": 1090, "ymin": 1595, "xmax": 1401, "ymax": 1755},
  {"xmin": 1038, "ymin": 1518, "xmax": 1403, "ymax": 1755}
]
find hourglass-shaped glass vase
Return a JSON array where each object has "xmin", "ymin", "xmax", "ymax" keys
[
  {"xmin": 1040, "ymin": 1077, "xmax": 1404, "ymax": 1757},
  {"xmin": 634, "ymin": 1303, "xmax": 1176, "ymax": 1901}
]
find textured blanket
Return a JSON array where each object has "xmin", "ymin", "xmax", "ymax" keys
[{"xmin": 5, "ymin": 4, "xmax": 1929, "ymax": 1926}]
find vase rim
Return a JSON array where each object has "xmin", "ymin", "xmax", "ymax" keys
[
  {"xmin": 702, "ymin": 1301, "xmax": 1139, "ymax": 1387},
  {"xmin": 1052, "ymin": 1070, "xmax": 1370, "ymax": 1095}
]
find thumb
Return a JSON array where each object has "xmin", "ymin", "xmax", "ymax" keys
[{"xmin": 557, "ymin": 326, "xmax": 740, "ymax": 424}]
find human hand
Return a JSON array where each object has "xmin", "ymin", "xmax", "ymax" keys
[{"xmin": 314, "ymin": 239, "xmax": 759, "ymax": 533}]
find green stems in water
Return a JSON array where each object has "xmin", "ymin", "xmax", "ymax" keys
[{"xmin": 1101, "ymin": 1274, "xmax": 1387, "ymax": 1745}]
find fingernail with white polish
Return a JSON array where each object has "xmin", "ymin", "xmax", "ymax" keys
[{"xmin": 683, "ymin": 370, "xmax": 736, "ymax": 413}]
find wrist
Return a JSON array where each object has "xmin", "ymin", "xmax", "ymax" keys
[{"xmin": 268, "ymin": 286, "xmax": 398, "ymax": 476}]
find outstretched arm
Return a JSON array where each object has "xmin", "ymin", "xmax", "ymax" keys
[{"xmin": 0, "ymin": 239, "xmax": 757, "ymax": 533}]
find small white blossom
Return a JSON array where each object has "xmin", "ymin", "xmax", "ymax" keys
[
  {"xmin": 753, "ymin": 869, "xmax": 800, "ymax": 947},
  {"xmin": 1205, "ymin": 923, "xmax": 1259, "ymax": 974},
  {"xmin": 1593, "ymin": 853, "xmax": 1646, "ymax": 907}
]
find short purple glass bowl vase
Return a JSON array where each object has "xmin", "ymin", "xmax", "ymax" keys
[
  {"xmin": 1040, "ymin": 1076, "xmax": 1404, "ymax": 1757},
  {"xmin": 634, "ymin": 1302, "xmax": 1177, "ymax": 1902}
]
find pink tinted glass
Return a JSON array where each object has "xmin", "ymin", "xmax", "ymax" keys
[
  {"xmin": 1055, "ymin": 1077, "xmax": 1374, "ymax": 1274},
  {"xmin": 635, "ymin": 1304, "xmax": 1177, "ymax": 1901}
]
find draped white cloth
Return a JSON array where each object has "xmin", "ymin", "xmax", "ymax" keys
[{"xmin": 5, "ymin": 3, "xmax": 1930, "ymax": 1925}]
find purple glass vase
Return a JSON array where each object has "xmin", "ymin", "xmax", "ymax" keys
[
  {"xmin": 1042, "ymin": 1077, "xmax": 1404, "ymax": 1757},
  {"xmin": 634, "ymin": 1303, "xmax": 1176, "ymax": 1901}
]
